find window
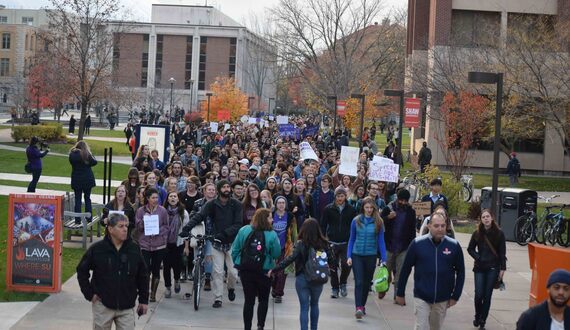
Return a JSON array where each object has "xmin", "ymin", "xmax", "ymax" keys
[
  {"xmin": 154, "ymin": 34, "xmax": 163, "ymax": 88},
  {"xmin": 450, "ymin": 10, "xmax": 500, "ymax": 48},
  {"xmin": 508, "ymin": 13, "xmax": 556, "ymax": 49},
  {"xmin": 229, "ymin": 38, "xmax": 236, "ymax": 77},
  {"xmin": 198, "ymin": 36, "xmax": 207, "ymax": 90},
  {"xmin": 2, "ymin": 33, "xmax": 10, "ymax": 49},
  {"xmin": 184, "ymin": 36, "xmax": 193, "ymax": 89},
  {"xmin": 22, "ymin": 17, "xmax": 33, "ymax": 25},
  {"xmin": 141, "ymin": 34, "xmax": 149, "ymax": 87},
  {"xmin": 0, "ymin": 58, "xmax": 9, "ymax": 76},
  {"xmin": 0, "ymin": 16, "xmax": 7, "ymax": 24}
]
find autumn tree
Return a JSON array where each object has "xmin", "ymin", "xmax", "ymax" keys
[
  {"xmin": 201, "ymin": 77, "xmax": 248, "ymax": 122},
  {"xmin": 436, "ymin": 91, "xmax": 491, "ymax": 180}
]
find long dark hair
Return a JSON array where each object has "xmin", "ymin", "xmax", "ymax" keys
[
  {"xmin": 164, "ymin": 191, "xmax": 185, "ymax": 219},
  {"xmin": 298, "ymin": 218, "xmax": 328, "ymax": 251},
  {"xmin": 476, "ymin": 208, "xmax": 500, "ymax": 242}
]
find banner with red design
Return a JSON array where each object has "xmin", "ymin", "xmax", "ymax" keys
[
  {"xmin": 217, "ymin": 109, "xmax": 231, "ymax": 121},
  {"xmin": 404, "ymin": 98, "xmax": 421, "ymax": 128}
]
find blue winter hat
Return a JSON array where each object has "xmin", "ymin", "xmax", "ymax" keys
[{"xmin": 547, "ymin": 269, "xmax": 570, "ymax": 288}]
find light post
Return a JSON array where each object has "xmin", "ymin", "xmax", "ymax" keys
[
  {"xmin": 468, "ymin": 71, "xmax": 504, "ymax": 218},
  {"xmin": 268, "ymin": 97, "xmax": 275, "ymax": 115},
  {"xmin": 327, "ymin": 95, "xmax": 337, "ymax": 134},
  {"xmin": 248, "ymin": 96, "xmax": 255, "ymax": 114},
  {"xmin": 188, "ymin": 79, "xmax": 194, "ymax": 113},
  {"xmin": 384, "ymin": 89, "xmax": 405, "ymax": 155},
  {"xmin": 350, "ymin": 93, "xmax": 366, "ymax": 148},
  {"xmin": 206, "ymin": 92, "xmax": 213, "ymax": 122},
  {"xmin": 169, "ymin": 77, "xmax": 175, "ymax": 121}
]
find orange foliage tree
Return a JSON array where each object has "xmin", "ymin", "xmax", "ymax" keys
[
  {"xmin": 436, "ymin": 91, "xmax": 491, "ymax": 180},
  {"xmin": 201, "ymin": 77, "xmax": 248, "ymax": 122},
  {"xmin": 342, "ymin": 93, "xmax": 382, "ymax": 136}
]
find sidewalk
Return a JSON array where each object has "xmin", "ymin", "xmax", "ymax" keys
[
  {"xmin": 10, "ymin": 233, "xmax": 534, "ymax": 329},
  {"xmin": 0, "ymin": 173, "xmax": 123, "ymax": 187}
]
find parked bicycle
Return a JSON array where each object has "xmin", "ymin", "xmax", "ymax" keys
[
  {"xmin": 538, "ymin": 204, "xmax": 569, "ymax": 247},
  {"xmin": 402, "ymin": 170, "xmax": 430, "ymax": 201},
  {"xmin": 185, "ymin": 234, "xmax": 219, "ymax": 311},
  {"xmin": 459, "ymin": 174, "xmax": 474, "ymax": 202},
  {"xmin": 514, "ymin": 194, "xmax": 559, "ymax": 246}
]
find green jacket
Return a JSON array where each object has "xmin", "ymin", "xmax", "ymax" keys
[{"xmin": 231, "ymin": 225, "xmax": 282, "ymax": 272}]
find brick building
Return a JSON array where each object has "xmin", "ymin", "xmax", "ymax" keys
[
  {"xmin": 406, "ymin": 0, "xmax": 570, "ymax": 175},
  {"xmin": 109, "ymin": 4, "xmax": 275, "ymax": 114}
]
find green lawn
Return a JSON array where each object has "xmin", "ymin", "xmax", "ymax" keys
[
  {"xmin": 84, "ymin": 129, "xmax": 127, "ymax": 139},
  {"xmin": 0, "ymin": 149, "xmax": 131, "ymax": 181},
  {"xmin": 4, "ymin": 140, "xmax": 132, "ymax": 157},
  {"xmin": 0, "ymin": 179, "xmax": 109, "ymax": 195},
  {"xmin": 0, "ymin": 196, "xmax": 86, "ymax": 301},
  {"xmin": 471, "ymin": 174, "xmax": 570, "ymax": 192}
]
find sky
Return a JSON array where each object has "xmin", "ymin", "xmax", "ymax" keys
[{"xmin": 5, "ymin": 0, "xmax": 407, "ymax": 25}]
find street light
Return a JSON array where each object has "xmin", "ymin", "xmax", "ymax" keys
[
  {"xmin": 169, "ymin": 77, "xmax": 175, "ymax": 121},
  {"xmin": 327, "ymin": 95, "xmax": 337, "ymax": 134},
  {"xmin": 384, "ymin": 89, "xmax": 405, "ymax": 156},
  {"xmin": 468, "ymin": 71, "xmax": 504, "ymax": 218},
  {"xmin": 268, "ymin": 97, "xmax": 275, "ymax": 115},
  {"xmin": 206, "ymin": 92, "xmax": 213, "ymax": 122},
  {"xmin": 350, "ymin": 93, "xmax": 365, "ymax": 148},
  {"xmin": 188, "ymin": 79, "xmax": 194, "ymax": 113}
]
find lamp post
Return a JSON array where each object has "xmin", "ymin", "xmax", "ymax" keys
[
  {"xmin": 248, "ymin": 96, "xmax": 255, "ymax": 114},
  {"xmin": 384, "ymin": 89, "xmax": 405, "ymax": 155},
  {"xmin": 468, "ymin": 71, "xmax": 504, "ymax": 218},
  {"xmin": 169, "ymin": 77, "xmax": 175, "ymax": 121},
  {"xmin": 206, "ymin": 92, "xmax": 213, "ymax": 122},
  {"xmin": 350, "ymin": 93, "xmax": 365, "ymax": 148},
  {"xmin": 327, "ymin": 95, "xmax": 337, "ymax": 134},
  {"xmin": 268, "ymin": 97, "xmax": 275, "ymax": 115},
  {"xmin": 188, "ymin": 79, "xmax": 194, "ymax": 113}
]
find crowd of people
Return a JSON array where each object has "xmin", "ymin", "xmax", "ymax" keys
[{"xmin": 33, "ymin": 113, "xmax": 564, "ymax": 330}]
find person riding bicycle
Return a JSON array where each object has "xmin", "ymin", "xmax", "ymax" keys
[{"xmin": 181, "ymin": 179, "xmax": 242, "ymax": 308}]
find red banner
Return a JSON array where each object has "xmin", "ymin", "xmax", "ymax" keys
[
  {"xmin": 217, "ymin": 109, "xmax": 230, "ymax": 121},
  {"xmin": 404, "ymin": 98, "xmax": 421, "ymax": 128},
  {"xmin": 336, "ymin": 101, "xmax": 346, "ymax": 117}
]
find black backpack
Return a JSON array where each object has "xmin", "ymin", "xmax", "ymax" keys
[
  {"xmin": 240, "ymin": 230, "xmax": 265, "ymax": 271},
  {"xmin": 303, "ymin": 246, "xmax": 330, "ymax": 284}
]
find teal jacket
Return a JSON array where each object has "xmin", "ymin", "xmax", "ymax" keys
[{"xmin": 231, "ymin": 225, "xmax": 282, "ymax": 272}]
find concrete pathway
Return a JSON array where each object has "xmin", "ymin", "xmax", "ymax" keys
[
  {"xmin": 0, "ymin": 302, "xmax": 39, "ymax": 330},
  {"xmin": 0, "ymin": 173, "xmax": 123, "ymax": 187},
  {"xmin": 10, "ymin": 233, "xmax": 540, "ymax": 330}
]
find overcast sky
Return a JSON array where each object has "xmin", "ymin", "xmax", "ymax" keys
[{"xmin": 5, "ymin": 0, "xmax": 407, "ymax": 25}]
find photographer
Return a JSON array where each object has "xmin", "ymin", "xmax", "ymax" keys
[{"xmin": 26, "ymin": 136, "xmax": 49, "ymax": 192}]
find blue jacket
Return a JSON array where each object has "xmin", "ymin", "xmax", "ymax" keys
[
  {"xmin": 397, "ymin": 234, "xmax": 465, "ymax": 304},
  {"xmin": 26, "ymin": 145, "xmax": 48, "ymax": 170},
  {"xmin": 347, "ymin": 216, "xmax": 387, "ymax": 262}
]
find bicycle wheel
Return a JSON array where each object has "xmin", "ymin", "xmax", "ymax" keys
[
  {"xmin": 542, "ymin": 221, "xmax": 556, "ymax": 246},
  {"xmin": 514, "ymin": 215, "xmax": 534, "ymax": 246},
  {"xmin": 557, "ymin": 220, "xmax": 569, "ymax": 247},
  {"xmin": 461, "ymin": 185, "xmax": 472, "ymax": 202},
  {"xmin": 193, "ymin": 261, "xmax": 202, "ymax": 311},
  {"xmin": 535, "ymin": 218, "xmax": 547, "ymax": 244}
]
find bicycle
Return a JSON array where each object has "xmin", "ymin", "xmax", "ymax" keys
[
  {"xmin": 402, "ymin": 170, "xmax": 430, "ymax": 201},
  {"xmin": 459, "ymin": 174, "xmax": 474, "ymax": 202},
  {"xmin": 539, "ymin": 204, "xmax": 570, "ymax": 247},
  {"xmin": 513, "ymin": 194, "xmax": 559, "ymax": 246},
  {"xmin": 185, "ymin": 233, "xmax": 218, "ymax": 311}
]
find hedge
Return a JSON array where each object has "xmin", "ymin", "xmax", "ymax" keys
[{"xmin": 11, "ymin": 124, "xmax": 64, "ymax": 142}]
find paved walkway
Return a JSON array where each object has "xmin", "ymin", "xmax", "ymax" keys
[
  {"xmin": 10, "ymin": 233, "xmax": 537, "ymax": 329},
  {"xmin": 0, "ymin": 173, "xmax": 123, "ymax": 187}
]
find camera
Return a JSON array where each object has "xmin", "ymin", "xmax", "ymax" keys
[{"xmin": 40, "ymin": 141, "xmax": 49, "ymax": 150}]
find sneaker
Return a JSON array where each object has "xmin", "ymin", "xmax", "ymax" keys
[
  {"xmin": 331, "ymin": 289, "xmax": 339, "ymax": 299},
  {"xmin": 174, "ymin": 281, "xmax": 181, "ymax": 294},
  {"xmin": 180, "ymin": 272, "xmax": 187, "ymax": 282},
  {"xmin": 363, "ymin": 307, "xmax": 366, "ymax": 315},
  {"xmin": 165, "ymin": 287, "xmax": 172, "ymax": 298},
  {"xmin": 355, "ymin": 307, "xmax": 364, "ymax": 319},
  {"xmin": 473, "ymin": 318, "xmax": 480, "ymax": 327},
  {"xmin": 212, "ymin": 300, "xmax": 222, "ymax": 308},
  {"xmin": 274, "ymin": 296, "xmax": 282, "ymax": 303},
  {"xmin": 204, "ymin": 279, "xmax": 212, "ymax": 291},
  {"xmin": 340, "ymin": 285, "xmax": 347, "ymax": 297},
  {"xmin": 228, "ymin": 289, "xmax": 236, "ymax": 302}
]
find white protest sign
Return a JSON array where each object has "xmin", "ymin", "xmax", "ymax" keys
[
  {"xmin": 240, "ymin": 115, "xmax": 249, "ymax": 123},
  {"xmin": 339, "ymin": 146, "xmax": 359, "ymax": 176},
  {"xmin": 248, "ymin": 117, "xmax": 258, "ymax": 125},
  {"xmin": 108, "ymin": 210, "xmax": 124, "ymax": 216},
  {"xmin": 369, "ymin": 159, "xmax": 400, "ymax": 183},
  {"xmin": 268, "ymin": 115, "xmax": 275, "ymax": 121},
  {"xmin": 224, "ymin": 123, "xmax": 231, "ymax": 131},
  {"xmin": 373, "ymin": 155, "xmax": 393, "ymax": 164},
  {"xmin": 299, "ymin": 142, "xmax": 319, "ymax": 161},
  {"xmin": 143, "ymin": 214, "xmax": 160, "ymax": 236},
  {"xmin": 210, "ymin": 122, "xmax": 219, "ymax": 132},
  {"xmin": 276, "ymin": 115, "xmax": 289, "ymax": 124}
]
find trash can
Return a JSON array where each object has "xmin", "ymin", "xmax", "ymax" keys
[
  {"xmin": 480, "ymin": 187, "xmax": 504, "ymax": 212},
  {"xmin": 527, "ymin": 243, "xmax": 570, "ymax": 307},
  {"xmin": 500, "ymin": 188, "xmax": 537, "ymax": 241}
]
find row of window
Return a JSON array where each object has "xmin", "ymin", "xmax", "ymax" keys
[
  {"xmin": 0, "ymin": 16, "xmax": 33, "ymax": 24},
  {"xmin": 154, "ymin": 34, "xmax": 163, "ymax": 88}
]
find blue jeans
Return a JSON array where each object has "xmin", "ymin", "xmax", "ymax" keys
[
  {"xmin": 474, "ymin": 268, "xmax": 499, "ymax": 323},
  {"xmin": 351, "ymin": 254, "xmax": 376, "ymax": 308},
  {"xmin": 296, "ymin": 274, "xmax": 323, "ymax": 330},
  {"xmin": 27, "ymin": 168, "xmax": 42, "ymax": 192}
]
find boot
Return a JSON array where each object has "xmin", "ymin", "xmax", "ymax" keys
[{"xmin": 150, "ymin": 277, "xmax": 160, "ymax": 302}]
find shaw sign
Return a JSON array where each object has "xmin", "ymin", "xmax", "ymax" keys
[{"xmin": 404, "ymin": 98, "xmax": 421, "ymax": 128}]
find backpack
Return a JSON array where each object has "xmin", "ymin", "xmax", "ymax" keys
[
  {"xmin": 512, "ymin": 159, "xmax": 521, "ymax": 176},
  {"xmin": 239, "ymin": 229, "xmax": 265, "ymax": 271},
  {"xmin": 303, "ymin": 246, "xmax": 330, "ymax": 284}
]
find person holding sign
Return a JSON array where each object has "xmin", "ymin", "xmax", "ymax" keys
[
  {"xmin": 135, "ymin": 187, "xmax": 170, "ymax": 303},
  {"xmin": 77, "ymin": 213, "xmax": 149, "ymax": 330}
]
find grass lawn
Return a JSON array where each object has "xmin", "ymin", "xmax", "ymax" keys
[
  {"xmin": 0, "ymin": 179, "xmax": 109, "ymax": 195},
  {"xmin": 0, "ymin": 196, "xmax": 86, "ymax": 301},
  {"xmin": 0, "ymin": 149, "xmax": 131, "ymax": 181},
  {"xmin": 471, "ymin": 173, "xmax": 570, "ymax": 192},
  {"xmin": 3, "ymin": 140, "xmax": 132, "ymax": 157},
  {"xmin": 84, "ymin": 129, "xmax": 127, "ymax": 139}
]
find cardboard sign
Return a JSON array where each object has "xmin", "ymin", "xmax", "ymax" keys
[
  {"xmin": 7, "ymin": 194, "xmax": 63, "ymax": 293},
  {"xmin": 339, "ymin": 146, "xmax": 359, "ymax": 176},
  {"xmin": 276, "ymin": 115, "xmax": 289, "ymax": 124},
  {"xmin": 412, "ymin": 201, "xmax": 432, "ymax": 217},
  {"xmin": 137, "ymin": 124, "xmax": 171, "ymax": 164},
  {"xmin": 369, "ymin": 158, "xmax": 400, "ymax": 183},
  {"xmin": 248, "ymin": 117, "xmax": 258, "ymax": 125},
  {"xmin": 224, "ymin": 123, "xmax": 231, "ymax": 131},
  {"xmin": 217, "ymin": 109, "xmax": 230, "ymax": 121},
  {"xmin": 299, "ymin": 142, "xmax": 319, "ymax": 161},
  {"xmin": 405, "ymin": 98, "xmax": 421, "ymax": 128},
  {"xmin": 210, "ymin": 122, "xmax": 219, "ymax": 132}
]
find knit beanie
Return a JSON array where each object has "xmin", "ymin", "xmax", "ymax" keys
[
  {"xmin": 334, "ymin": 186, "xmax": 347, "ymax": 196},
  {"xmin": 547, "ymin": 269, "xmax": 570, "ymax": 288}
]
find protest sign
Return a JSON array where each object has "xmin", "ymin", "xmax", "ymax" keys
[
  {"xmin": 224, "ymin": 123, "xmax": 231, "ymax": 131},
  {"xmin": 217, "ymin": 109, "xmax": 230, "ymax": 121},
  {"xmin": 248, "ymin": 117, "xmax": 258, "ymax": 125},
  {"xmin": 278, "ymin": 124, "xmax": 297, "ymax": 138},
  {"xmin": 268, "ymin": 115, "xmax": 275, "ymax": 121},
  {"xmin": 369, "ymin": 158, "xmax": 400, "ymax": 183},
  {"xmin": 412, "ymin": 202, "xmax": 432, "ymax": 217},
  {"xmin": 299, "ymin": 142, "xmax": 319, "ymax": 161},
  {"xmin": 302, "ymin": 124, "xmax": 320, "ymax": 138},
  {"xmin": 144, "ymin": 214, "xmax": 160, "ymax": 236},
  {"xmin": 276, "ymin": 115, "xmax": 289, "ymax": 124},
  {"xmin": 210, "ymin": 122, "xmax": 219, "ymax": 132},
  {"xmin": 339, "ymin": 146, "xmax": 359, "ymax": 176},
  {"xmin": 240, "ymin": 115, "xmax": 249, "ymax": 123},
  {"xmin": 136, "ymin": 124, "xmax": 170, "ymax": 164}
]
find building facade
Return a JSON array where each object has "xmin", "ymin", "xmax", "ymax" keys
[
  {"xmin": 110, "ymin": 4, "xmax": 276, "ymax": 114},
  {"xmin": 406, "ymin": 0, "xmax": 570, "ymax": 175}
]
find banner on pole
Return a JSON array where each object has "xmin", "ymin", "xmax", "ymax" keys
[
  {"xmin": 336, "ymin": 101, "xmax": 347, "ymax": 117},
  {"xmin": 405, "ymin": 98, "xmax": 421, "ymax": 128},
  {"xmin": 339, "ymin": 146, "xmax": 359, "ymax": 176}
]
